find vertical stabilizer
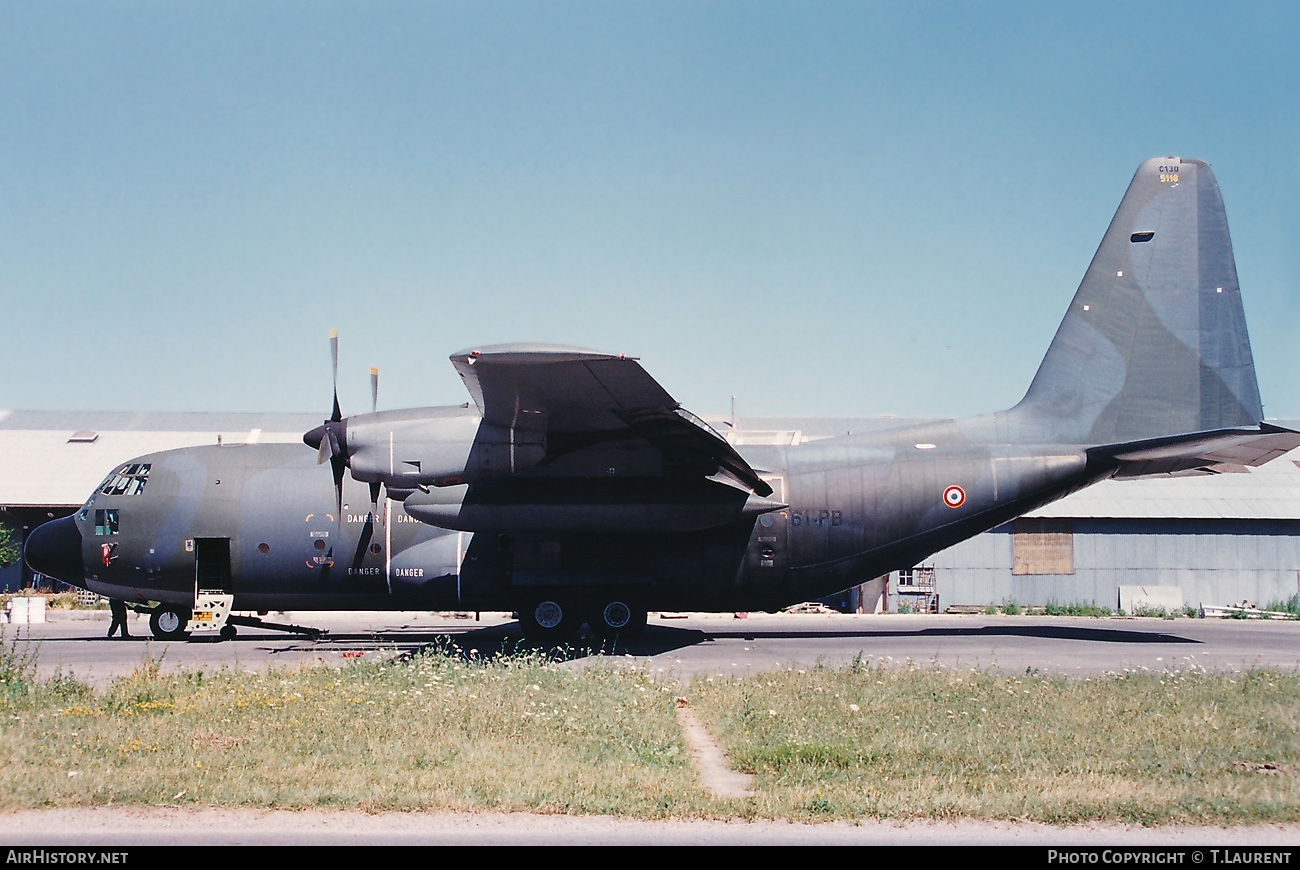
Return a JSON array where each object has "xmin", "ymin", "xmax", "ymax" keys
[{"xmin": 1014, "ymin": 157, "xmax": 1262, "ymax": 444}]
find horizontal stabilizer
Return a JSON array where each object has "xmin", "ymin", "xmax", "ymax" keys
[{"xmin": 1089, "ymin": 423, "xmax": 1300, "ymax": 479}]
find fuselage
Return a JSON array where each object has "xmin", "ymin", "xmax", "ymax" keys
[{"xmin": 32, "ymin": 407, "xmax": 1101, "ymax": 614}]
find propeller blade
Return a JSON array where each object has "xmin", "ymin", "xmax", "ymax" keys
[
  {"xmin": 370, "ymin": 367, "xmax": 379, "ymax": 414},
  {"xmin": 312, "ymin": 423, "xmax": 345, "ymax": 464},
  {"xmin": 350, "ymin": 519, "xmax": 374, "ymax": 573},
  {"xmin": 330, "ymin": 329, "xmax": 342, "ymax": 423},
  {"xmin": 331, "ymin": 452, "xmax": 346, "ymax": 516},
  {"xmin": 303, "ymin": 330, "xmax": 350, "ymax": 521},
  {"xmin": 347, "ymin": 481, "xmax": 385, "ymax": 573}
]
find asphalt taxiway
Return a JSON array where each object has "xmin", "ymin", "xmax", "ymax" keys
[{"xmin": 5, "ymin": 608, "xmax": 1298, "ymax": 687}]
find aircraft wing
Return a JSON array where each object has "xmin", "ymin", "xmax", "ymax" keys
[
  {"xmin": 450, "ymin": 344, "xmax": 772, "ymax": 496},
  {"xmin": 1090, "ymin": 423, "xmax": 1300, "ymax": 478}
]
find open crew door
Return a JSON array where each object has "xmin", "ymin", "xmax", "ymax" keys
[{"xmin": 194, "ymin": 537, "xmax": 232, "ymax": 594}]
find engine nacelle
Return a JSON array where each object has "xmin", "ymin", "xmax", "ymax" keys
[
  {"xmin": 402, "ymin": 478, "xmax": 786, "ymax": 534},
  {"xmin": 342, "ymin": 406, "xmax": 546, "ymax": 489}
]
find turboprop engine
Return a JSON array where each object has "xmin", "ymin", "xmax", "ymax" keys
[{"xmin": 306, "ymin": 406, "xmax": 548, "ymax": 494}]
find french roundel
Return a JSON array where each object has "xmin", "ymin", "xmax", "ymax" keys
[{"xmin": 943, "ymin": 485, "xmax": 966, "ymax": 508}]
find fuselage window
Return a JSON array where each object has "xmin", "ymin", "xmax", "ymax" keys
[
  {"xmin": 94, "ymin": 509, "xmax": 120, "ymax": 536},
  {"xmin": 99, "ymin": 463, "xmax": 152, "ymax": 497}
]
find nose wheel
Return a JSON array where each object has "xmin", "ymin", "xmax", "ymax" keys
[{"xmin": 149, "ymin": 604, "xmax": 191, "ymax": 640}]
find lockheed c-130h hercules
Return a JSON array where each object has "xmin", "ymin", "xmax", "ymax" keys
[{"xmin": 24, "ymin": 157, "xmax": 1300, "ymax": 642}]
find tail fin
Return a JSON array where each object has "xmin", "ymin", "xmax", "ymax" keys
[{"xmin": 1013, "ymin": 157, "xmax": 1263, "ymax": 444}]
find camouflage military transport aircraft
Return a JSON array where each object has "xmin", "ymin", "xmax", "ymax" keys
[{"xmin": 24, "ymin": 157, "xmax": 1300, "ymax": 641}]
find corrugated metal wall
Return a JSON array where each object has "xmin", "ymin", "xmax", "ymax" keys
[{"xmin": 930, "ymin": 519, "xmax": 1300, "ymax": 610}]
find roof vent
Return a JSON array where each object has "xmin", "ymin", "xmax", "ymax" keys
[{"xmin": 68, "ymin": 431, "xmax": 99, "ymax": 443}]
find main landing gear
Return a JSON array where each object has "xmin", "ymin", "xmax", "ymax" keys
[{"xmin": 517, "ymin": 591, "xmax": 648, "ymax": 644}]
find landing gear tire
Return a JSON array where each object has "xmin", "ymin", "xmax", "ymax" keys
[
  {"xmin": 587, "ymin": 596, "xmax": 648, "ymax": 641},
  {"xmin": 518, "ymin": 594, "xmax": 579, "ymax": 644},
  {"xmin": 149, "ymin": 605, "xmax": 191, "ymax": 641},
  {"xmin": 220, "ymin": 624, "xmax": 238, "ymax": 641}
]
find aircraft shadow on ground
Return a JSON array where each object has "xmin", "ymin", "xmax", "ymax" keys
[
  {"xmin": 694, "ymin": 624, "xmax": 1201, "ymax": 646},
  {"xmin": 288, "ymin": 619, "xmax": 1199, "ymax": 666},
  {"xmin": 346, "ymin": 622, "xmax": 712, "ymax": 665},
  {"xmin": 30, "ymin": 621, "xmax": 703, "ymax": 660},
  {"xmin": 226, "ymin": 620, "xmax": 707, "ymax": 663}
]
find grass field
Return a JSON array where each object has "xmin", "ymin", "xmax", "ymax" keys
[{"xmin": 1, "ymin": 637, "xmax": 1296, "ymax": 824}]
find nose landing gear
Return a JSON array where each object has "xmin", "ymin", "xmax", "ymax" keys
[{"xmin": 149, "ymin": 604, "xmax": 191, "ymax": 640}]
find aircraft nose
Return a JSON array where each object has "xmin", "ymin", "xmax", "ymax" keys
[{"xmin": 24, "ymin": 515, "xmax": 86, "ymax": 585}]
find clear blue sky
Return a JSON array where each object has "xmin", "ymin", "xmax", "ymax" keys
[{"xmin": 3, "ymin": 2, "xmax": 1297, "ymax": 421}]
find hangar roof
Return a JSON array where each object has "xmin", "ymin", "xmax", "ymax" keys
[
  {"xmin": 1025, "ymin": 448, "xmax": 1300, "ymax": 521},
  {"xmin": 0, "ymin": 410, "xmax": 320, "ymax": 508},
  {"xmin": 1, "ymin": 409, "xmax": 1297, "ymax": 520}
]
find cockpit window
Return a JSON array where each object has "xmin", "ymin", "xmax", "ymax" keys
[{"xmin": 99, "ymin": 463, "xmax": 151, "ymax": 497}]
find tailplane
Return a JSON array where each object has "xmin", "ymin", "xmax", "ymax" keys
[{"xmin": 1013, "ymin": 157, "xmax": 1263, "ymax": 445}]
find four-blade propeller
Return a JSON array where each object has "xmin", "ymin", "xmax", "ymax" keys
[
  {"xmin": 303, "ymin": 330, "xmax": 350, "ymax": 516},
  {"xmin": 303, "ymin": 331, "xmax": 382, "ymax": 525},
  {"xmin": 301, "ymin": 331, "xmax": 386, "ymax": 574}
]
